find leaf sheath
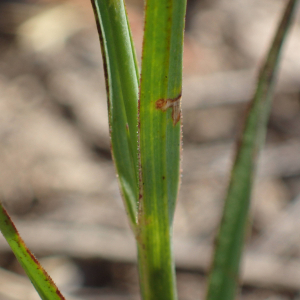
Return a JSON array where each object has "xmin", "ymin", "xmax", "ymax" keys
[{"xmin": 91, "ymin": 0, "xmax": 140, "ymax": 229}]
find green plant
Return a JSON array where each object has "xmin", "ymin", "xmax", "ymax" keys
[{"xmin": 0, "ymin": 0, "xmax": 298, "ymax": 300}]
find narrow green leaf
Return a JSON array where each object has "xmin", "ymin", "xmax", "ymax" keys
[
  {"xmin": 91, "ymin": 0, "xmax": 139, "ymax": 229},
  {"xmin": 206, "ymin": 1, "xmax": 299, "ymax": 299},
  {"xmin": 0, "ymin": 204, "xmax": 65, "ymax": 300},
  {"xmin": 137, "ymin": 0, "xmax": 187, "ymax": 299}
]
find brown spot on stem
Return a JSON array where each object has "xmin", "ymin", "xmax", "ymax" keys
[
  {"xmin": 55, "ymin": 288, "xmax": 65, "ymax": 299},
  {"xmin": 155, "ymin": 93, "xmax": 182, "ymax": 126}
]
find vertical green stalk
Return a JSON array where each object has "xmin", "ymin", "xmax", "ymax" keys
[
  {"xmin": 206, "ymin": 1, "xmax": 299, "ymax": 299},
  {"xmin": 91, "ymin": 0, "xmax": 139, "ymax": 230},
  {"xmin": 137, "ymin": 0, "xmax": 186, "ymax": 299},
  {"xmin": 91, "ymin": 0, "xmax": 187, "ymax": 298}
]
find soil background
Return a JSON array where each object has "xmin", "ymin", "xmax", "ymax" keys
[{"xmin": 0, "ymin": 0, "xmax": 300, "ymax": 299}]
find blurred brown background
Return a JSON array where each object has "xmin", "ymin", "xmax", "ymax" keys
[{"xmin": 0, "ymin": 0, "xmax": 300, "ymax": 299}]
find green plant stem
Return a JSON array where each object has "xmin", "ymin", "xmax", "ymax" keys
[
  {"xmin": 137, "ymin": 228, "xmax": 176, "ymax": 300},
  {"xmin": 91, "ymin": 0, "xmax": 139, "ymax": 230},
  {"xmin": 91, "ymin": 0, "xmax": 186, "ymax": 298},
  {"xmin": 0, "ymin": 203, "xmax": 65, "ymax": 300},
  {"xmin": 137, "ymin": 0, "xmax": 186, "ymax": 299},
  {"xmin": 206, "ymin": 1, "xmax": 299, "ymax": 299}
]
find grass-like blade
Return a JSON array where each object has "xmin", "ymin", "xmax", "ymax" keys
[
  {"xmin": 206, "ymin": 1, "xmax": 299, "ymax": 299},
  {"xmin": 0, "ymin": 204, "xmax": 65, "ymax": 300},
  {"xmin": 91, "ymin": 0, "xmax": 139, "ymax": 229},
  {"xmin": 137, "ymin": 0, "xmax": 187, "ymax": 299}
]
